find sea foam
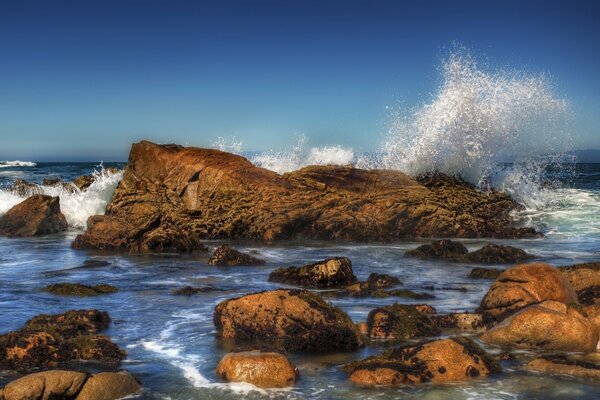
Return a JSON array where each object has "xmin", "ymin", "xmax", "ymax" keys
[{"xmin": 0, "ymin": 160, "xmax": 37, "ymax": 168}]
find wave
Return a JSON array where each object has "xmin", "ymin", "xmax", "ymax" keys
[
  {"xmin": 0, "ymin": 160, "xmax": 37, "ymax": 168},
  {"xmin": 0, "ymin": 166, "xmax": 123, "ymax": 229}
]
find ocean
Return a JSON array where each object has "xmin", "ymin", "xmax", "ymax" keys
[{"xmin": 0, "ymin": 160, "xmax": 599, "ymax": 399}]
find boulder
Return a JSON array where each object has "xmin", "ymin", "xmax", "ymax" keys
[
  {"xmin": 367, "ymin": 304, "xmax": 440, "ymax": 341},
  {"xmin": 432, "ymin": 313, "xmax": 484, "ymax": 331},
  {"xmin": 208, "ymin": 245, "xmax": 265, "ymax": 266},
  {"xmin": 345, "ymin": 337, "xmax": 500, "ymax": 386},
  {"xmin": 213, "ymin": 289, "xmax": 362, "ymax": 352},
  {"xmin": 1, "ymin": 370, "xmax": 87, "ymax": 400},
  {"xmin": 43, "ymin": 283, "xmax": 118, "ymax": 296},
  {"xmin": 366, "ymin": 273, "xmax": 401, "ymax": 288},
  {"xmin": 216, "ymin": 351, "xmax": 298, "ymax": 388},
  {"xmin": 527, "ymin": 355, "xmax": 600, "ymax": 380},
  {"xmin": 75, "ymin": 371, "xmax": 141, "ymax": 400},
  {"xmin": 480, "ymin": 301, "xmax": 599, "ymax": 352},
  {"xmin": 479, "ymin": 263, "xmax": 578, "ymax": 323},
  {"xmin": 268, "ymin": 257, "xmax": 356, "ymax": 288},
  {"xmin": 465, "ymin": 244, "xmax": 532, "ymax": 264},
  {"xmin": 0, "ymin": 310, "xmax": 126, "ymax": 371},
  {"xmin": 73, "ymin": 141, "xmax": 537, "ymax": 252},
  {"xmin": 469, "ymin": 267, "xmax": 503, "ymax": 279},
  {"xmin": 559, "ymin": 262, "xmax": 600, "ymax": 305},
  {"xmin": 405, "ymin": 239, "xmax": 468, "ymax": 260},
  {"xmin": 0, "ymin": 195, "xmax": 68, "ymax": 237}
]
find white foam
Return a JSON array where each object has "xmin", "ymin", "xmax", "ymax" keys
[
  {"xmin": 0, "ymin": 166, "xmax": 123, "ymax": 229},
  {"xmin": 0, "ymin": 160, "xmax": 37, "ymax": 168}
]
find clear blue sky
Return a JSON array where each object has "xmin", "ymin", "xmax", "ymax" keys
[{"xmin": 1, "ymin": 0, "xmax": 599, "ymax": 161}]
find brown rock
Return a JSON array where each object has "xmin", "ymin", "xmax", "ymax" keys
[
  {"xmin": 405, "ymin": 239, "xmax": 468, "ymax": 260},
  {"xmin": 216, "ymin": 351, "xmax": 298, "ymax": 388},
  {"xmin": 75, "ymin": 371, "xmax": 141, "ymax": 400},
  {"xmin": 366, "ymin": 273, "xmax": 402, "ymax": 288},
  {"xmin": 268, "ymin": 257, "xmax": 356, "ymax": 288},
  {"xmin": 10, "ymin": 179, "xmax": 41, "ymax": 197},
  {"xmin": 213, "ymin": 289, "xmax": 362, "ymax": 352},
  {"xmin": 432, "ymin": 313, "xmax": 484, "ymax": 331},
  {"xmin": 0, "ymin": 310, "xmax": 125, "ymax": 371},
  {"xmin": 208, "ymin": 245, "xmax": 265, "ymax": 266},
  {"xmin": 2, "ymin": 370, "xmax": 87, "ymax": 400},
  {"xmin": 413, "ymin": 304, "xmax": 437, "ymax": 314},
  {"xmin": 0, "ymin": 195, "xmax": 68, "ymax": 237},
  {"xmin": 345, "ymin": 337, "xmax": 500, "ymax": 386},
  {"xmin": 584, "ymin": 304, "xmax": 600, "ymax": 331},
  {"xmin": 465, "ymin": 244, "xmax": 532, "ymax": 264},
  {"xmin": 367, "ymin": 304, "xmax": 440, "ymax": 341},
  {"xmin": 527, "ymin": 355, "xmax": 600, "ymax": 380},
  {"xmin": 479, "ymin": 263, "xmax": 578, "ymax": 323},
  {"xmin": 469, "ymin": 267, "xmax": 503, "ymax": 279},
  {"xmin": 480, "ymin": 301, "xmax": 599, "ymax": 352},
  {"xmin": 72, "ymin": 141, "xmax": 537, "ymax": 252},
  {"xmin": 73, "ymin": 175, "xmax": 95, "ymax": 191},
  {"xmin": 43, "ymin": 283, "xmax": 118, "ymax": 296},
  {"xmin": 559, "ymin": 262, "xmax": 600, "ymax": 305}
]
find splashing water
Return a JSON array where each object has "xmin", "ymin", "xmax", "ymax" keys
[
  {"xmin": 0, "ymin": 160, "xmax": 37, "ymax": 168},
  {"xmin": 381, "ymin": 50, "xmax": 571, "ymax": 204},
  {"xmin": 251, "ymin": 134, "xmax": 354, "ymax": 174},
  {"xmin": 0, "ymin": 166, "xmax": 123, "ymax": 229},
  {"xmin": 212, "ymin": 136, "xmax": 244, "ymax": 155}
]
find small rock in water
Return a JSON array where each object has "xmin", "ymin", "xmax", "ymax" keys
[
  {"xmin": 0, "ymin": 195, "xmax": 68, "ymax": 237},
  {"xmin": 269, "ymin": 257, "xmax": 357, "ymax": 288},
  {"xmin": 366, "ymin": 273, "xmax": 402, "ymax": 288},
  {"xmin": 216, "ymin": 351, "xmax": 299, "ymax": 388},
  {"xmin": 405, "ymin": 239, "xmax": 468, "ymax": 259},
  {"xmin": 172, "ymin": 285, "xmax": 221, "ymax": 296},
  {"xmin": 465, "ymin": 243, "xmax": 533, "ymax": 264},
  {"xmin": 431, "ymin": 312, "xmax": 484, "ymax": 331},
  {"xmin": 208, "ymin": 245, "xmax": 265, "ymax": 266},
  {"xmin": 367, "ymin": 304, "xmax": 440, "ymax": 341},
  {"xmin": 43, "ymin": 283, "xmax": 118, "ymax": 296},
  {"xmin": 469, "ymin": 267, "xmax": 503, "ymax": 279}
]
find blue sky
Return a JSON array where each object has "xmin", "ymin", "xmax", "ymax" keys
[{"xmin": 1, "ymin": 0, "xmax": 599, "ymax": 161}]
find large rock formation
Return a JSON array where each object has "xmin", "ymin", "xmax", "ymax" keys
[
  {"xmin": 479, "ymin": 263, "xmax": 578, "ymax": 323},
  {"xmin": 213, "ymin": 289, "xmax": 362, "ymax": 352},
  {"xmin": 480, "ymin": 301, "xmax": 599, "ymax": 353},
  {"xmin": 0, "ymin": 195, "xmax": 68, "ymax": 237},
  {"xmin": 72, "ymin": 141, "xmax": 536, "ymax": 252},
  {"xmin": 344, "ymin": 337, "xmax": 500, "ymax": 386},
  {"xmin": 216, "ymin": 351, "xmax": 299, "ymax": 388}
]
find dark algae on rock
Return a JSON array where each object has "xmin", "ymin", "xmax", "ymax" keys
[{"xmin": 43, "ymin": 283, "xmax": 118, "ymax": 296}]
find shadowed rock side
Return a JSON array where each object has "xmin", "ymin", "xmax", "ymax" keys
[
  {"xmin": 559, "ymin": 262, "xmax": 600, "ymax": 305},
  {"xmin": 72, "ymin": 141, "xmax": 537, "ymax": 252},
  {"xmin": 0, "ymin": 195, "xmax": 68, "ymax": 237}
]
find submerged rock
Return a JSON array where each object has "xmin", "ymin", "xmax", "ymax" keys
[
  {"xmin": 268, "ymin": 257, "xmax": 357, "ymax": 288},
  {"xmin": 479, "ymin": 263, "xmax": 578, "ymax": 324},
  {"xmin": 0, "ymin": 370, "xmax": 141, "ymax": 400},
  {"xmin": 216, "ymin": 351, "xmax": 299, "ymax": 388},
  {"xmin": 366, "ymin": 273, "xmax": 402, "ymax": 288},
  {"xmin": 0, "ymin": 310, "xmax": 126, "ymax": 371},
  {"xmin": 43, "ymin": 283, "xmax": 118, "ymax": 296},
  {"xmin": 0, "ymin": 195, "xmax": 68, "ymax": 237},
  {"xmin": 405, "ymin": 239, "xmax": 468, "ymax": 260},
  {"xmin": 465, "ymin": 244, "xmax": 532, "ymax": 264},
  {"xmin": 559, "ymin": 262, "xmax": 600, "ymax": 305},
  {"xmin": 432, "ymin": 313, "xmax": 484, "ymax": 331},
  {"xmin": 172, "ymin": 285, "xmax": 221, "ymax": 295},
  {"xmin": 213, "ymin": 289, "xmax": 362, "ymax": 352},
  {"xmin": 73, "ymin": 141, "xmax": 536, "ymax": 252},
  {"xmin": 527, "ymin": 355, "xmax": 600, "ymax": 381},
  {"xmin": 469, "ymin": 267, "xmax": 503, "ymax": 279},
  {"xmin": 367, "ymin": 304, "xmax": 440, "ymax": 341},
  {"xmin": 345, "ymin": 337, "xmax": 500, "ymax": 386},
  {"xmin": 481, "ymin": 301, "xmax": 599, "ymax": 353},
  {"xmin": 208, "ymin": 245, "xmax": 265, "ymax": 266}
]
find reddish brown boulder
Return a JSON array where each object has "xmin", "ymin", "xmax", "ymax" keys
[
  {"xmin": 479, "ymin": 263, "xmax": 578, "ymax": 323},
  {"xmin": 216, "ymin": 351, "xmax": 298, "ymax": 388},
  {"xmin": 268, "ymin": 257, "xmax": 356, "ymax": 288},
  {"xmin": 345, "ymin": 337, "xmax": 500, "ymax": 386},
  {"xmin": 72, "ymin": 141, "xmax": 536, "ymax": 252},
  {"xmin": 213, "ymin": 289, "xmax": 362, "ymax": 352},
  {"xmin": 208, "ymin": 245, "xmax": 265, "ymax": 266},
  {"xmin": 480, "ymin": 301, "xmax": 599, "ymax": 352},
  {"xmin": 75, "ymin": 371, "xmax": 141, "ymax": 400},
  {"xmin": 0, "ymin": 195, "xmax": 68, "ymax": 237}
]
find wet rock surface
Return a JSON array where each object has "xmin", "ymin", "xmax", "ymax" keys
[
  {"xmin": 213, "ymin": 289, "xmax": 362, "ymax": 352},
  {"xmin": 559, "ymin": 262, "xmax": 600, "ymax": 305},
  {"xmin": 216, "ymin": 351, "xmax": 299, "ymax": 388},
  {"xmin": 367, "ymin": 304, "xmax": 440, "ymax": 341},
  {"xmin": 526, "ymin": 355, "xmax": 600, "ymax": 381},
  {"xmin": 269, "ymin": 257, "xmax": 357, "ymax": 288},
  {"xmin": 43, "ymin": 283, "xmax": 118, "ymax": 296},
  {"xmin": 72, "ymin": 141, "xmax": 536, "ymax": 252},
  {"xmin": 481, "ymin": 301, "xmax": 599, "ymax": 353},
  {"xmin": 479, "ymin": 263, "xmax": 578, "ymax": 324},
  {"xmin": 208, "ymin": 245, "xmax": 265, "ymax": 266},
  {"xmin": 0, "ymin": 370, "xmax": 140, "ymax": 400},
  {"xmin": 0, "ymin": 310, "xmax": 126, "ymax": 371},
  {"xmin": 344, "ymin": 337, "xmax": 500, "ymax": 386},
  {"xmin": 0, "ymin": 195, "xmax": 68, "ymax": 237}
]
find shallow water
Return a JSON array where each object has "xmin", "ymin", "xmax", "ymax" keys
[{"xmin": 1, "ymin": 163, "xmax": 600, "ymax": 399}]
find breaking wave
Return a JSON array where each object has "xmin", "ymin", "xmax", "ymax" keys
[{"xmin": 0, "ymin": 160, "xmax": 37, "ymax": 168}]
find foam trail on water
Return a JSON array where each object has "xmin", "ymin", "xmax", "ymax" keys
[
  {"xmin": 0, "ymin": 166, "xmax": 123, "ymax": 229},
  {"xmin": 0, "ymin": 160, "xmax": 37, "ymax": 168},
  {"xmin": 251, "ymin": 134, "xmax": 354, "ymax": 174}
]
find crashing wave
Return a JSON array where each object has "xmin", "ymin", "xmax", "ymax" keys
[{"xmin": 0, "ymin": 160, "xmax": 37, "ymax": 168}]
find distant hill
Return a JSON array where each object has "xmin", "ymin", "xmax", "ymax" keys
[{"xmin": 569, "ymin": 150, "xmax": 600, "ymax": 163}]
